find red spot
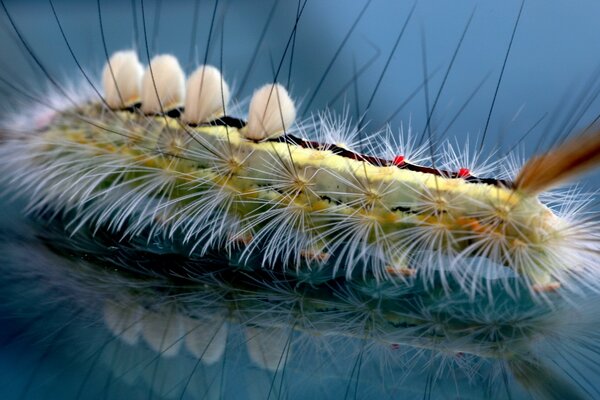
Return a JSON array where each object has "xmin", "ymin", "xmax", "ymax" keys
[
  {"xmin": 390, "ymin": 343, "xmax": 401, "ymax": 350},
  {"xmin": 392, "ymin": 155, "xmax": 405, "ymax": 166},
  {"xmin": 457, "ymin": 168, "xmax": 470, "ymax": 178}
]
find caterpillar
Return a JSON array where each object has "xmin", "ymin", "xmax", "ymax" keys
[{"xmin": 0, "ymin": 1, "xmax": 600, "ymax": 399}]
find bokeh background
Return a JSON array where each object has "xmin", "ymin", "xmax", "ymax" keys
[{"xmin": 2, "ymin": 0, "xmax": 600, "ymax": 157}]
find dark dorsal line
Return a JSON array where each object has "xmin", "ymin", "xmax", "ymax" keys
[
  {"xmin": 270, "ymin": 133, "xmax": 511, "ymax": 188},
  {"xmin": 122, "ymin": 104, "xmax": 512, "ymax": 188}
]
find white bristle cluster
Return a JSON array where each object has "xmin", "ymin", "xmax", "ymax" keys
[
  {"xmin": 140, "ymin": 54, "xmax": 185, "ymax": 114},
  {"xmin": 102, "ymin": 51, "xmax": 144, "ymax": 109},
  {"xmin": 244, "ymin": 83, "xmax": 296, "ymax": 140},
  {"xmin": 183, "ymin": 65, "xmax": 230, "ymax": 124}
]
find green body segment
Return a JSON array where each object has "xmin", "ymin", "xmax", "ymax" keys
[{"xmin": 35, "ymin": 105, "xmax": 566, "ymax": 286}]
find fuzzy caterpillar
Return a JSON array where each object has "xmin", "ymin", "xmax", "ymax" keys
[
  {"xmin": 1, "ymin": 1, "xmax": 600, "ymax": 400},
  {"xmin": 1, "ymin": 48, "xmax": 599, "ymax": 400},
  {"xmin": 7, "ymin": 49, "xmax": 596, "ymax": 296}
]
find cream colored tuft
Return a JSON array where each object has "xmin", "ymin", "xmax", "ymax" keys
[
  {"xmin": 102, "ymin": 300, "xmax": 144, "ymax": 346},
  {"xmin": 244, "ymin": 326, "xmax": 291, "ymax": 371},
  {"xmin": 183, "ymin": 316, "xmax": 228, "ymax": 365},
  {"xmin": 183, "ymin": 65, "xmax": 230, "ymax": 124},
  {"xmin": 140, "ymin": 54, "xmax": 185, "ymax": 114},
  {"xmin": 243, "ymin": 83, "xmax": 296, "ymax": 141},
  {"xmin": 102, "ymin": 51, "xmax": 144, "ymax": 109},
  {"xmin": 141, "ymin": 311, "xmax": 184, "ymax": 357}
]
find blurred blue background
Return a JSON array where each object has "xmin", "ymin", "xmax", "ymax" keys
[{"xmin": 2, "ymin": 0, "xmax": 600, "ymax": 158}]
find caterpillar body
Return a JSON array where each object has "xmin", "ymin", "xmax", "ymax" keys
[{"xmin": 1, "ymin": 1, "xmax": 600, "ymax": 400}]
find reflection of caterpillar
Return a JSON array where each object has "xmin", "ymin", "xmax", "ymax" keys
[{"xmin": 1, "ymin": 1, "xmax": 600, "ymax": 399}]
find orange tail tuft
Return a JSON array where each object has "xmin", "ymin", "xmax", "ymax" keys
[{"xmin": 515, "ymin": 129, "xmax": 600, "ymax": 194}]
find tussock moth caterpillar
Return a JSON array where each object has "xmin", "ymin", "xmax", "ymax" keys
[{"xmin": 0, "ymin": 1, "xmax": 600, "ymax": 399}]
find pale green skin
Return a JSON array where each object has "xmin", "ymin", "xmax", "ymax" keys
[{"xmin": 32, "ymin": 105, "xmax": 568, "ymax": 288}]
